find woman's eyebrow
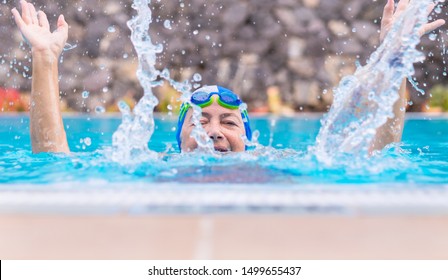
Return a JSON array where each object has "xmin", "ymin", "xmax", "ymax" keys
[
  {"xmin": 220, "ymin": 113, "xmax": 239, "ymax": 119},
  {"xmin": 194, "ymin": 112, "xmax": 240, "ymax": 121},
  {"xmin": 220, "ymin": 113, "xmax": 242, "ymax": 123},
  {"xmin": 189, "ymin": 112, "xmax": 211, "ymax": 122},
  {"xmin": 201, "ymin": 112, "xmax": 212, "ymax": 119}
]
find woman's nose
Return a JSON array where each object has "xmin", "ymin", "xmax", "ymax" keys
[{"xmin": 206, "ymin": 123, "xmax": 224, "ymax": 141}]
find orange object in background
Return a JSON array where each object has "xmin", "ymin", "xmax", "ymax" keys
[
  {"xmin": 267, "ymin": 86, "xmax": 295, "ymax": 116},
  {"xmin": 0, "ymin": 88, "xmax": 29, "ymax": 112}
]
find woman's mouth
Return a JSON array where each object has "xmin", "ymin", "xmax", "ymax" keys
[{"xmin": 214, "ymin": 146, "xmax": 230, "ymax": 153}]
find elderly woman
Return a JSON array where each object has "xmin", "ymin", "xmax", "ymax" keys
[{"xmin": 11, "ymin": 0, "xmax": 445, "ymax": 154}]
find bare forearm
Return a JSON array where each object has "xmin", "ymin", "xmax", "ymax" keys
[
  {"xmin": 30, "ymin": 51, "xmax": 69, "ymax": 153},
  {"xmin": 370, "ymin": 80, "xmax": 406, "ymax": 152}
]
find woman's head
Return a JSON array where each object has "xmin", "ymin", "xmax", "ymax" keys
[{"xmin": 176, "ymin": 85, "xmax": 252, "ymax": 152}]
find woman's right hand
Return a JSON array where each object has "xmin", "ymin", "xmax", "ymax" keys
[{"xmin": 11, "ymin": 0, "xmax": 68, "ymax": 58}]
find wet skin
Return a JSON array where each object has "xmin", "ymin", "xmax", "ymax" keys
[{"xmin": 180, "ymin": 97, "xmax": 246, "ymax": 153}]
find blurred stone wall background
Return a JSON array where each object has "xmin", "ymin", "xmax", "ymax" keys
[{"xmin": 0, "ymin": 0, "xmax": 447, "ymax": 113}]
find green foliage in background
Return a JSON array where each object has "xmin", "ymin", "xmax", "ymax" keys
[{"xmin": 429, "ymin": 85, "xmax": 448, "ymax": 112}]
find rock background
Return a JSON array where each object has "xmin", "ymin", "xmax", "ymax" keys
[{"xmin": 0, "ymin": 0, "xmax": 447, "ymax": 112}]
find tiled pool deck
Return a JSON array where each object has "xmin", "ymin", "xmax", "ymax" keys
[
  {"xmin": 1, "ymin": 183, "xmax": 447, "ymax": 259},
  {"xmin": 1, "ymin": 214, "xmax": 448, "ymax": 259}
]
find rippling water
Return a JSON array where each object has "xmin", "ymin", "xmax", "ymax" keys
[{"xmin": 1, "ymin": 115, "xmax": 447, "ymax": 186}]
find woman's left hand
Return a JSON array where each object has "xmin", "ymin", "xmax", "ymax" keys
[{"xmin": 380, "ymin": 0, "xmax": 446, "ymax": 42}]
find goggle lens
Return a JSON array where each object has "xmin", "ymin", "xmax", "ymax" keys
[
  {"xmin": 219, "ymin": 91, "xmax": 239, "ymax": 105},
  {"xmin": 191, "ymin": 91, "xmax": 210, "ymax": 103}
]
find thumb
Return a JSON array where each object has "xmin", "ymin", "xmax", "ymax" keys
[
  {"xmin": 55, "ymin": 14, "xmax": 68, "ymax": 40},
  {"xmin": 56, "ymin": 15, "xmax": 68, "ymax": 32}
]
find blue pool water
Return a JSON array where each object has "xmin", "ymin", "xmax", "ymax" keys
[
  {"xmin": 1, "ymin": 113, "xmax": 447, "ymax": 184},
  {"xmin": 1, "ymin": 114, "xmax": 447, "ymax": 214}
]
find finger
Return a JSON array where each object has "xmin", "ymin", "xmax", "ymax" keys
[
  {"xmin": 57, "ymin": 14, "xmax": 68, "ymax": 30},
  {"xmin": 20, "ymin": 0, "xmax": 31, "ymax": 24},
  {"xmin": 11, "ymin": 8, "xmax": 26, "ymax": 30},
  {"xmin": 37, "ymin": 10, "xmax": 50, "ymax": 30},
  {"xmin": 28, "ymin": 2, "xmax": 38, "ymax": 25},
  {"xmin": 25, "ymin": 2, "xmax": 34, "ymax": 25},
  {"xmin": 426, "ymin": 3, "xmax": 436, "ymax": 17},
  {"xmin": 419, "ymin": 19, "xmax": 446, "ymax": 36},
  {"xmin": 381, "ymin": 0, "xmax": 395, "ymax": 26},
  {"xmin": 56, "ymin": 15, "xmax": 68, "ymax": 41},
  {"xmin": 396, "ymin": 0, "xmax": 410, "ymax": 14},
  {"xmin": 379, "ymin": 0, "xmax": 396, "ymax": 42}
]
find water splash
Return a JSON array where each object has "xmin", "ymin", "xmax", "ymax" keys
[
  {"xmin": 163, "ymin": 20, "xmax": 172, "ymax": 30},
  {"xmin": 111, "ymin": 0, "xmax": 161, "ymax": 164},
  {"xmin": 63, "ymin": 43, "xmax": 77, "ymax": 51},
  {"xmin": 111, "ymin": 0, "xmax": 214, "ymax": 162},
  {"xmin": 314, "ymin": 0, "xmax": 431, "ymax": 165}
]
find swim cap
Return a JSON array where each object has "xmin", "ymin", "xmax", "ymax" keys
[{"xmin": 176, "ymin": 85, "xmax": 252, "ymax": 151}]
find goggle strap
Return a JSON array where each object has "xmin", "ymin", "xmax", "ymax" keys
[{"xmin": 178, "ymin": 103, "xmax": 190, "ymax": 122}]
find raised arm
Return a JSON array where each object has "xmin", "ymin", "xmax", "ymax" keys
[
  {"xmin": 371, "ymin": 0, "xmax": 445, "ymax": 151},
  {"xmin": 12, "ymin": 0, "xmax": 69, "ymax": 153}
]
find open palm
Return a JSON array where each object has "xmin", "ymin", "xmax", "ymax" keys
[
  {"xmin": 380, "ymin": 0, "xmax": 445, "ymax": 42},
  {"xmin": 11, "ymin": 0, "xmax": 68, "ymax": 57}
]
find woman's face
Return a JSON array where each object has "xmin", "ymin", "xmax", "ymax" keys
[{"xmin": 180, "ymin": 97, "xmax": 246, "ymax": 152}]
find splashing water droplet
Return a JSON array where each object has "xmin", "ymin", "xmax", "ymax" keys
[
  {"xmin": 193, "ymin": 73, "xmax": 202, "ymax": 82},
  {"xmin": 107, "ymin": 25, "xmax": 116, "ymax": 33},
  {"xmin": 95, "ymin": 106, "xmax": 105, "ymax": 114},
  {"xmin": 160, "ymin": 68, "xmax": 170, "ymax": 79},
  {"xmin": 63, "ymin": 43, "xmax": 77, "ymax": 51},
  {"xmin": 154, "ymin": 43, "xmax": 164, "ymax": 53},
  {"xmin": 163, "ymin": 20, "xmax": 172, "ymax": 30},
  {"xmin": 82, "ymin": 91, "xmax": 90, "ymax": 99},
  {"xmin": 428, "ymin": 33, "xmax": 437, "ymax": 41},
  {"xmin": 84, "ymin": 137, "xmax": 92, "ymax": 146},
  {"xmin": 118, "ymin": 100, "xmax": 130, "ymax": 113},
  {"xmin": 193, "ymin": 30, "xmax": 199, "ymax": 35}
]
